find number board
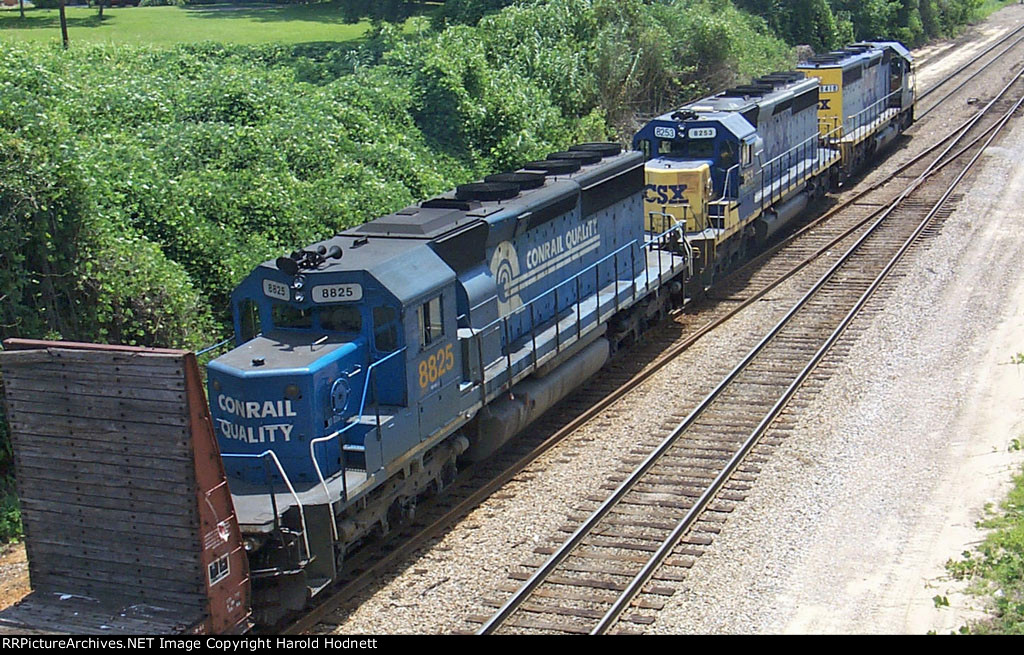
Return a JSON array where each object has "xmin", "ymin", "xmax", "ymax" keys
[
  {"xmin": 653, "ymin": 126, "xmax": 676, "ymax": 139},
  {"xmin": 821, "ymin": 84, "xmax": 839, "ymax": 93},
  {"xmin": 687, "ymin": 127, "xmax": 716, "ymax": 139},
  {"xmin": 311, "ymin": 284, "xmax": 363, "ymax": 303},
  {"xmin": 263, "ymin": 279, "xmax": 290, "ymax": 302},
  {"xmin": 419, "ymin": 343, "xmax": 454, "ymax": 392}
]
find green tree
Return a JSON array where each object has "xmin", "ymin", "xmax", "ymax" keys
[
  {"xmin": 829, "ymin": 0, "xmax": 901, "ymax": 41},
  {"xmin": 735, "ymin": 0, "xmax": 841, "ymax": 50}
]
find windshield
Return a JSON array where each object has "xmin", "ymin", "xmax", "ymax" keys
[
  {"xmin": 271, "ymin": 302, "xmax": 363, "ymax": 334},
  {"xmin": 658, "ymin": 137, "xmax": 714, "ymax": 159}
]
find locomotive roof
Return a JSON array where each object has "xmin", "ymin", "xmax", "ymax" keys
[
  {"xmin": 258, "ymin": 235, "xmax": 456, "ymax": 306},
  {"xmin": 255, "ymin": 149, "xmax": 643, "ymax": 305},
  {"xmin": 798, "ymin": 43, "xmax": 885, "ymax": 70},
  {"xmin": 859, "ymin": 40, "xmax": 912, "ymax": 60},
  {"xmin": 646, "ymin": 109, "xmax": 756, "ymax": 141},
  {"xmin": 651, "ymin": 72, "xmax": 817, "ymax": 129}
]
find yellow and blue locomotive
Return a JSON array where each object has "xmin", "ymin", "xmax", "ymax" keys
[{"xmin": 633, "ymin": 41, "xmax": 914, "ymax": 289}]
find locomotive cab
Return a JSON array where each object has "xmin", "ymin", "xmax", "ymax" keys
[
  {"xmin": 209, "ymin": 269, "xmax": 381, "ymax": 486},
  {"xmin": 634, "ymin": 114, "xmax": 761, "ymax": 235},
  {"xmin": 208, "ymin": 235, "xmax": 466, "ymax": 498}
]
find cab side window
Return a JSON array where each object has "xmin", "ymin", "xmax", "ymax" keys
[
  {"xmin": 239, "ymin": 299, "xmax": 262, "ymax": 341},
  {"xmin": 638, "ymin": 139, "xmax": 652, "ymax": 160},
  {"xmin": 372, "ymin": 306, "xmax": 399, "ymax": 353},
  {"xmin": 418, "ymin": 295, "xmax": 444, "ymax": 349}
]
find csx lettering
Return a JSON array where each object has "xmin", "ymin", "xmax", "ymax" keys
[
  {"xmin": 819, "ymin": 99, "xmax": 832, "ymax": 110},
  {"xmin": 419, "ymin": 343, "xmax": 454, "ymax": 390},
  {"xmin": 643, "ymin": 183, "xmax": 688, "ymax": 205}
]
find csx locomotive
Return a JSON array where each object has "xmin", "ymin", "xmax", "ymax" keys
[{"xmin": 0, "ymin": 41, "xmax": 914, "ymax": 629}]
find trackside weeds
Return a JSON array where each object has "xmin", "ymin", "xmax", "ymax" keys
[{"xmin": 944, "ymin": 463, "xmax": 1024, "ymax": 634}]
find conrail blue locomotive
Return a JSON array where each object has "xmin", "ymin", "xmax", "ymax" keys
[
  {"xmin": 207, "ymin": 143, "xmax": 694, "ymax": 621},
  {"xmin": 179, "ymin": 42, "xmax": 916, "ymax": 623}
]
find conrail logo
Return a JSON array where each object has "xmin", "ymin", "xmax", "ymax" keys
[
  {"xmin": 644, "ymin": 183, "xmax": 688, "ymax": 205},
  {"xmin": 215, "ymin": 394, "xmax": 298, "ymax": 444},
  {"xmin": 488, "ymin": 218, "xmax": 602, "ymax": 315},
  {"xmin": 489, "ymin": 241, "xmax": 522, "ymax": 315}
]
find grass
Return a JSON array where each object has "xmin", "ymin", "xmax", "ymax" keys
[
  {"xmin": 946, "ymin": 464, "xmax": 1024, "ymax": 634},
  {"xmin": 0, "ymin": 4, "xmax": 416, "ymax": 46},
  {"xmin": 978, "ymin": 0, "xmax": 1019, "ymax": 20}
]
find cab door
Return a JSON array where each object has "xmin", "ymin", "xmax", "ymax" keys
[{"xmin": 413, "ymin": 287, "xmax": 461, "ymax": 440}]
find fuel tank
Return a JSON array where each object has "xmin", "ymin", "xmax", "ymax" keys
[{"xmin": 466, "ymin": 337, "xmax": 611, "ymax": 461}]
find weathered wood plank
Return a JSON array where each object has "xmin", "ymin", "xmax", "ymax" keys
[
  {"xmin": 20, "ymin": 498, "xmax": 197, "ymax": 530},
  {"xmin": 30, "ymin": 572, "xmax": 205, "ymax": 610},
  {"xmin": 23, "ymin": 512, "xmax": 199, "ymax": 542},
  {"xmin": 0, "ymin": 593, "xmax": 201, "ymax": 635},
  {"xmin": 465, "ymin": 613, "xmax": 590, "ymax": 634},
  {"xmin": 14, "ymin": 446, "xmax": 195, "ymax": 476},
  {"xmin": 3, "ymin": 376, "xmax": 187, "ymax": 403},
  {"xmin": 30, "ymin": 530, "xmax": 204, "ymax": 558},
  {"xmin": 29, "ymin": 543, "xmax": 202, "ymax": 577},
  {"xmin": 12, "ymin": 431, "xmax": 192, "ymax": 463},
  {"xmin": 9, "ymin": 421, "xmax": 190, "ymax": 447},
  {"xmin": 7, "ymin": 388, "xmax": 189, "ymax": 416},
  {"xmin": 9, "ymin": 397, "xmax": 190, "ymax": 427},
  {"xmin": 17, "ymin": 480, "xmax": 197, "ymax": 517},
  {"xmin": 14, "ymin": 453, "xmax": 194, "ymax": 484},
  {"xmin": 1, "ymin": 347, "xmax": 185, "ymax": 368},
  {"xmin": 1, "ymin": 360, "xmax": 186, "ymax": 383},
  {"xmin": 31, "ymin": 565, "xmax": 205, "ymax": 597},
  {"xmin": 1, "ymin": 368, "xmax": 186, "ymax": 392},
  {"xmin": 10, "ymin": 410, "xmax": 191, "ymax": 436},
  {"xmin": 507, "ymin": 571, "xmax": 629, "ymax": 592},
  {"xmin": 17, "ymin": 464, "xmax": 193, "ymax": 495}
]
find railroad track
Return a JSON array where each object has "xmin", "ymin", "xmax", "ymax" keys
[
  {"xmin": 917, "ymin": 21, "xmax": 1024, "ymax": 118},
  {"xmin": 469, "ymin": 67, "xmax": 1024, "ymax": 636},
  {"xmin": 282, "ymin": 30, "xmax": 1024, "ymax": 635}
]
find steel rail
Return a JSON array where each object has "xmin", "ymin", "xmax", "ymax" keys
[
  {"xmin": 591, "ymin": 79, "xmax": 1024, "ymax": 636},
  {"xmin": 918, "ymin": 21, "xmax": 1024, "ymax": 102},
  {"xmin": 283, "ymin": 45, "xmax": 1023, "ymax": 637},
  {"xmin": 918, "ymin": 31, "xmax": 1024, "ymax": 118},
  {"xmin": 478, "ymin": 65, "xmax": 1024, "ymax": 637}
]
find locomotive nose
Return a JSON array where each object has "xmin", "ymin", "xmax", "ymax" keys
[{"xmin": 207, "ymin": 333, "xmax": 364, "ymax": 485}]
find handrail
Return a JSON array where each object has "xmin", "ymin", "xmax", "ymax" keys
[
  {"xmin": 717, "ymin": 163, "xmax": 740, "ymax": 202},
  {"xmin": 476, "ymin": 221, "xmax": 687, "ymax": 341},
  {"xmin": 846, "ymin": 88, "xmax": 902, "ymax": 130},
  {"xmin": 221, "ymin": 450, "xmax": 310, "ymax": 559},
  {"xmin": 196, "ymin": 337, "xmax": 233, "ymax": 357},
  {"xmin": 308, "ymin": 346, "xmax": 407, "ymax": 541},
  {"xmin": 467, "ymin": 221, "xmax": 687, "ymax": 399}
]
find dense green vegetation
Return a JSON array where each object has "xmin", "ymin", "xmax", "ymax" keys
[
  {"xmin": 946, "ymin": 463, "xmax": 1024, "ymax": 633},
  {"xmin": 733, "ymin": 0, "xmax": 993, "ymax": 50},
  {"xmin": 0, "ymin": 0, "xmax": 1011, "ymax": 541},
  {"xmin": 0, "ymin": 1, "xmax": 795, "ymax": 351}
]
